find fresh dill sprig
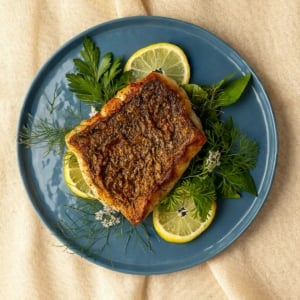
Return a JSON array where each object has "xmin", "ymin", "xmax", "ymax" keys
[
  {"xmin": 161, "ymin": 175, "xmax": 216, "ymax": 221},
  {"xmin": 206, "ymin": 118, "xmax": 259, "ymax": 198},
  {"xmin": 123, "ymin": 222, "xmax": 153, "ymax": 254},
  {"xmin": 57, "ymin": 197, "xmax": 153, "ymax": 257},
  {"xmin": 190, "ymin": 176, "xmax": 216, "ymax": 220},
  {"xmin": 19, "ymin": 104, "xmax": 82, "ymax": 155},
  {"xmin": 66, "ymin": 37, "xmax": 131, "ymax": 106},
  {"xmin": 46, "ymin": 83, "xmax": 63, "ymax": 114},
  {"xmin": 19, "ymin": 115, "xmax": 71, "ymax": 155}
]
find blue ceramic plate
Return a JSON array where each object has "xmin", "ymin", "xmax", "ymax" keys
[{"xmin": 17, "ymin": 16, "xmax": 278, "ymax": 274}]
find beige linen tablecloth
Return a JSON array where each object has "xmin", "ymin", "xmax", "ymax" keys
[{"xmin": 1, "ymin": 1, "xmax": 299, "ymax": 299}]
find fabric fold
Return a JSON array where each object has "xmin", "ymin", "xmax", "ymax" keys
[
  {"xmin": 208, "ymin": 260, "xmax": 272, "ymax": 299},
  {"xmin": 114, "ymin": 0, "xmax": 148, "ymax": 17}
]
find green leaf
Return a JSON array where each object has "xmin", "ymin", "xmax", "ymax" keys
[
  {"xmin": 191, "ymin": 175, "xmax": 216, "ymax": 221},
  {"xmin": 234, "ymin": 169, "xmax": 257, "ymax": 196},
  {"xmin": 183, "ymin": 83, "xmax": 220, "ymax": 123},
  {"xmin": 214, "ymin": 72, "xmax": 236, "ymax": 90},
  {"xmin": 182, "ymin": 83, "xmax": 208, "ymax": 106},
  {"xmin": 18, "ymin": 114, "xmax": 71, "ymax": 155},
  {"xmin": 161, "ymin": 175, "xmax": 216, "ymax": 222},
  {"xmin": 73, "ymin": 59, "xmax": 94, "ymax": 78},
  {"xmin": 218, "ymin": 182, "xmax": 240, "ymax": 199},
  {"xmin": 81, "ymin": 37, "xmax": 100, "ymax": 76},
  {"xmin": 105, "ymin": 57, "xmax": 123, "ymax": 82},
  {"xmin": 97, "ymin": 52, "xmax": 112, "ymax": 80},
  {"xmin": 218, "ymin": 164, "xmax": 257, "ymax": 196},
  {"xmin": 66, "ymin": 74, "xmax": 102, "ymax": 103},
  {"xmin": 205, "ymin": 120, "xmax": 233, "ymax": 153},
  {"xmin": 217, "ymin": 73, "xmax": 251, "ymax": 106},
  {"xmin": 103, "ymin": 70, "xmax": 132, "ymax": 100},
  {"xmin": 224, "ymin": 116, "xmax": 234, "ymax": 132},
  {"xmin": 66, "ymin": 37, "xmax": 131, "ymax": 105}
]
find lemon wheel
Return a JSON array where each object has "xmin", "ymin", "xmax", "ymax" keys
[
  {"xmin": 124, "ymin": 42, "xmax": 190, "ymax": 85},
  {"xmin": 153, "ymin": 200, "xmax": 216, "ymax": 243},
  {"xmin": 63, "ymin": 150, "xmax": 96, "ymax": 199}
]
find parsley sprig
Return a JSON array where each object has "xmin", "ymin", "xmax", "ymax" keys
[{"xmin": 66, "ymin": 37, "xmax": 131, "ymax": 106}]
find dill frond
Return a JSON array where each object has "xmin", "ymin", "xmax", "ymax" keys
[
  {"xmin": 57, "ymin": 197, "xmax": 153, "ymax": 258},
  {"xmin": 46, "ymin": 83, "xmax": 63, "ymax": 114},
  {"xmin": 19, "ymin": 114, "xmax": 71, "ymax": 155}
]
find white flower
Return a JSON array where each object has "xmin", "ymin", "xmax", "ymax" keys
[
  {"xmin": 101, "ymin": 215, "xmax": 121, "ymax": 228},
  {"xmin": 95, "ymin": 210, "xmax": 104, "ymax": 221},
  {"xmin": 205, "ymin": 150, "xmax": 221, "ymax": 172},
  {"xmin": 95, "ymin": 206, "xmax": 120, "ymax": 228},
  {"xmin": 103, "ymin": 205, "xmax": 116, "ymax": 214}
]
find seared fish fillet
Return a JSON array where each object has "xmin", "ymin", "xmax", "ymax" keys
[{"xmin": 65, "ymin": 72, "xmax": 206, "ymax": 225}]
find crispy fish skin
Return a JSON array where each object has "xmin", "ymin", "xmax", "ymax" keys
[{"xmin": 65, "ymin": 72, "xmax": 206, "ymax": 225}]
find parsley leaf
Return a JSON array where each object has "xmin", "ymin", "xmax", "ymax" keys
[{"xmin": 66, "ymin": 37, "xmax": 131, "ymax": 106}]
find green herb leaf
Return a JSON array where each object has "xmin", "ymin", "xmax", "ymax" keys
[
  {"xmin": 182, "ymin": 83, "xmax": 219, "ymax": 122},
  {"xmin": 81, "ymin": 37, "xmax": 100, "ymax": 77},
  {"xmin": 218, "ymin": 182, "xmax": 241, "ymax": 199},
  {"xmin": 182, "ymin": 83, "xmax": 208, "ymax": 106},
  {"xmin": 218, "ymin": 164, "xmax": 257, "ymax": 196},
  {"xmin": 66, "ymin": 73, "xmax": 103, "ymax": 102},
  {"xmin": 160, "ymin": 175, "xmax": 216, "ymax": 222},
  {"xmin": 66, "ymin": 36, "xmax": 131, "ymax": 105},
  {"xmin": 213, "ymin": 72, "xmax": 236, "ymax": 90},
  {"xmin": 191, "ymin": 175, "xmax": 216, "ymax": 221},
  {"xmin": 97, "ymin": 53, "xmax": 112, "ymax": 80},
  {"xmin": 237, "ymin": 169, "xmax": 258, "ymax": 195},
  {"xmin": 174, "ymin": 73, "xmax": 257, "ymax": 221},
  {"xmin": 204, "ymin": 117, "xmax": 258, "ymax": 196},
  {"xmin": 217, "ymin": 73, "xmax": 251, "ymax": 106}
]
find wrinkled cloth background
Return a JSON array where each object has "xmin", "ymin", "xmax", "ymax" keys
[{"xmin": 1, "ymin": 1, "xmax": 300, "ymax": 299}]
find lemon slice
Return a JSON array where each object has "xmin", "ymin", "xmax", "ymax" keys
[
  {"xmin": 153, "ymin": 200, "xmax": 216, "ymax": 243},
  {"xmin": 124, "ymin": 42, "xmax": 190, "ymax": 84},
  {"xmin": 63, "ymin": 150, "xmax": 96, "ymax": 199}
]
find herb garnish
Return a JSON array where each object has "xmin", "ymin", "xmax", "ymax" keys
[
  {"xmin": 66, "ymin": 37, "xmax": 131, "ymax": 106},
  {"xmin": 160, "ymin": 74, "xmax": 258, "ymax": 221},
  {"xmin": 19, "ymin": 84, "xmax": 78, "ymax": 155},
  {"xmin": 58, "ymin": 197, "xmax": 152, "ymax": 257},
  {"xmin": 19, "ymin": 115, "xmax": 71, "ymax": 155}
]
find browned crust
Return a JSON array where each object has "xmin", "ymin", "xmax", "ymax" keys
[{"xmin": 65, "ymin": 72, "xmax": 206, "ymax": 225}]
